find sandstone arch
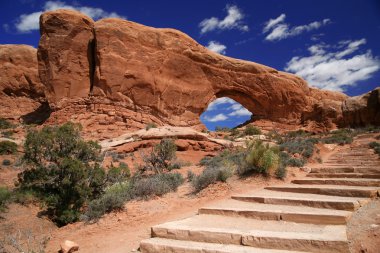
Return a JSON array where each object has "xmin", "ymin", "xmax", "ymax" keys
[{"xmin": 31, "ymin": 9, "xmax": 378, "ymax": 135}]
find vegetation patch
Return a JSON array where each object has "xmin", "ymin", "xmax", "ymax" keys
[
  {"xmin": 0, "ymin": 141, "xmax": 17, "ymax": 155},
  {"xmin": 0, "ymin": 187, "xmax": 11, "ymax": 212},
  {"xmin": 369, "ymin": 142, "xmax": 380, "ymax": 158},
  {"xmin": 0, "ymin": 118, "xmax": 13, "ymax": 129},
  {"xmin": 145, "ymin": 122, "xmax": 157, "ymax": 130}
]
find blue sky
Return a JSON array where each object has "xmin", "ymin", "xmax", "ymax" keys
[{"xmin": 1, "ymin": 0, "xmax": 380, "ymax": 130}]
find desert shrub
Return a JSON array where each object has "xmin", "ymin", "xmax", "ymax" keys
[
  {"xmin": 2, "ymin": 130, "xmax": 14, "ymax": 138},
  {"xmin": 11, "ymin": 189, "xmax": 37, "ymax": 205},
  {"xmin": 131, "ymin": 173, "xmax": 184, "ymax": 199},
  {"xmin": 267, "ymin": 130, "xmax": 283, "ymax": 143},
  {"xmin": 84, "ymin": 182, "xmax": 132, "ymax": 221},
  {"xmin": 0, "ymin": 141, "xmax": 17, "ymax": 155},
  {"xmin": 139, "ymin": 138, "xmax": 177, "ymax": 174},
  {"xmin": 244, "ymin": 125, "xmax": 261, "ymax": 136},
  {"xmin": 145, "ymin": 122, "xmax": 157, "ymax": 130},
  {"xmin": 107, "ymin": 162, "xmax": 131, "ymax": 184},
  {"xmin": 280, "ymin": 138, "xmax": 317, "ymax": 158},
  {"xmin": 369, "ymin": 142, "xmax": 380, "ymax": 157},
  {"xmin": 275, "ymin": 164, "xmax": 287, "ymax": 179},
  {"xmin": 323, "ymin": 129, "xmax": 354, "ymax": 145},
  {"xmin": 285, "ymin": 130, "xmax": 311, "ymax": 138},
  {"xmin": 239, "ymin": 140, "xmax": 279, "ymax": 175},
  {"xmin": 16, "ymin": 122, "xmax": 107, "ymax": 226},
  {"xmin": 168, "ymin": 162, "xmax": 181, "ymax": 170},
  {"xmin": 0, "ymin": 187, "xmax": 11, "ymax": 212},
  {"xmin": 2, "ymin": 159, "xmax": 11, "ymax": 166},
  {"xmin": 230, "ymin": 128, "xmax": 240, "ymax": 136},
  {"xmin": 191, "ymin": 166, "xmax": 233, "ymax": 192},
  {"xmin": 187, "ymin": 170, "xmax": 196, "ymax": 182},
  {"xmin": 215, "ymin": 126, "xmax": 231, "ymax": 132},
  {"xmin": 0, "ymin": 118, "xmax": 13, "ymax": 129},
  {"xmin": 279, "ymin": 151, "xmax": 305, "ymax": 167}
]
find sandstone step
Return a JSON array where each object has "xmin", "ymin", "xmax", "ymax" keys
[
  {"xmin": 198, "ymin": 199, "xmax": 352, "ymax": 225},
  {"xmin": 292, "ymin": 178, "xmax": 380, "ymax": 187},
  {"xmin": 307, "ymin": 173, "xmax": 380, "ymax": 179},
  {"xmin": 140, "ymin": 238, "xmax": 308, "ymax": 253},
  {"xmin": 232, "ymin": 189, "xmax": 369, "ymax": 210},
  {"xmin": 151, "ymin": 214, "xmax": 349, "ymax": 253},
  {"xmin": 311, "ymin": 167, "xmax": 380, "ymax": 174},
  {"xmin": 265, "ymin": 184, "xmax": 379, "ymax": 198}
]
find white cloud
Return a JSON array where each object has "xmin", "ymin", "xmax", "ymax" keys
[
  {"xmin": 263, "ymin": 14, "xmax": 330, "ymax": 41},
  {"xmin": 285, "ymin": 39, "xmax": 380, "ymax": 91},
  {"xmin": 228, "ymin": 103, "xmax": 252, "ymax": 117},
  {"xmin": 14, "ymin": 1, "xmax": 125, "ymax": 33},
  {"xmin": 206, "ymin": 41, "xmax": 227, "ymax": 54},
  {"xmin": 199, "ymin": 5, "xmax": 249, "ymax": 34},
  {"xmin": 206, "ymin": 97, "xmax": 235, "ymax": 111},
  {"xmin": 203, "ymin": 113, "xmax": 228, "ymax": 122}
]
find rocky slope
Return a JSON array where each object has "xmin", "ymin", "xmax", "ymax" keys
[{"xmin": 0, "ymin": 9, "xmax": 379, "ymax": 134}]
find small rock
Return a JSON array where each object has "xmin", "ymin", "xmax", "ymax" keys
[
  {"xmin": 60, "ymin": 240, "xmax": 79, "ymax": 253},
  {"xmin": 300, "ymin": 167, "xmax": 312, "ymax": 173}
]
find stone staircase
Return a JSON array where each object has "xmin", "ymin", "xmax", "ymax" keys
[{"xmin": 140, "ymin": 139, "xmax": 380, "ymax": 253}]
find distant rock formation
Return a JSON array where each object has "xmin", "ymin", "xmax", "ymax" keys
[{"xmin": 0, "ymin": 9, "xmax": 378, "ymax": 134}]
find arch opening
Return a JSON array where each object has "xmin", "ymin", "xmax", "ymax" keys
[{"xmin": 200, "ymin": 97, "xmax": 253, "ymax": 131}]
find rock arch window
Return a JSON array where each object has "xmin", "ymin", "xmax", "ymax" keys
[{"xmin": 200, "ymin": 97, "xmax": 253, "ymax": 131}]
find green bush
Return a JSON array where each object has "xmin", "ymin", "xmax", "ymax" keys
[
  {"xmin": 187, "ymin": 170, "xmax": 196, "ymax": 182},
  {"xmin": 107, "ymin": 163, "xmax": 131, "ymax": 184},
  {"xmin": 244, "ymin": 125, "xmax": 261, "ymax": 136},
  {"xmin": 2, "ymin": 159, "xmax": 11, "ymax": 166},
  {"xmin": 238, "ymin": 140, "xmax": 279, "ymax": 175},
  {"xmin": 275, "ymin": 165, "xmax": 287, "ymax": 179},
  {"xmin": 139, "ymin": 138, "xmax": 177, "ymax": 174},
  {"xmin": 285, "ymin": 130, "xmax": 311, "ymax": 138},
  {"xmin": 280, "ymin": 138, "xmax": 317, "ymax": 158},
  {"xmin": 0, "ymin": 141, "xmax": 17, "ymax": 155},
  {"xmin": 132, "ymin": 173, "xmax": 184, "ymax": 198},
  {"xmin": 2, "ymin": 130, "xmax": 14, "ymax": 138},
  {"xmin": 369, "ymin": 142, "xmax": 380, "ymax": 157},
  {"xmin": 84, "ymin": 183, "xmax": 132, "ymax": 221},
  {"xmin": 0, "ymin": 187, "xmax": 11, "ymax": 212},
  {"xmin": 145, "ymin": 123, "xmax": 157, "ymax": 130},
  {"xmin": 0, "ymin": 118, "xmax": 13, "ymax": 129},
  {"xmin": 279, "ymin": 151, "xmax": 305, "ymax": 167},
  {"xmin": 17, "ymin": 122, "xmax": 106, "ymax": 226},
  {"xmin": 191, "ymin": 166, "xmax": 233, "ymax": 192}
]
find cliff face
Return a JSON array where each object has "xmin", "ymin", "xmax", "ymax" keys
[
  {"xmin": 1, "ymin": 9, "xmax": 378, "ymax": 134},
  {"xmin": 0, "ymin": 45, "xmax": 49, "ymax": 123}
]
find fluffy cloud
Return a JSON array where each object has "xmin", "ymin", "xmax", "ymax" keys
[
  {"xmin": 202, "ymin": 113, "xmax": 228, "ymax": 122},
  {"xmin": 14, "ymin": 1, "xmax": 125, "ymax": 33},
  {"xmin": 228, "ymin": 104, "xmax": 252, "ymax": 117},
  {"xmin": 285, "ymin": 39, "xmax": 380, "ymax": 91},
  {"xmin": 263, "ymin": 14, "xmax": 330, "ymax": 41},
  {"xmin": 199, "ymin": 5, "xmax": 249, "ymax": 34},
  {"xmin": 206, "ymin": 41, "xmax": 227, "ymax": 54},
  {"xmin": 206, "ymin": 97, "xmax": 236, "ymax": 111}
]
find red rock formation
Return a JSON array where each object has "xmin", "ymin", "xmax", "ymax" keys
[
  {"xmin": 38, "ymin": 10, "xmax": 94, "ymax": 107},
  {"xmin": 0, "ymin": 45, "xmax": 47, "ymax": 123},
  {"xmin": 36, "ymin": 10, "xmax": 352, "ymax": 135},
  {"xmin": 342, "ymin": 87, "xmax": 380, "ymax": 126}
]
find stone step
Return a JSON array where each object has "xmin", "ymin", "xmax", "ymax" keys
[
  {"xmin": 198, "ymin": 199, "xmax": 352, "ymax": 225},
  {"xmin": 323, "ymin": 162, "xmax": 380, "ymax": 166},
  {"xmin": 311, "ymin": 167, "xmax": 380, "ymax": 174},
  {"xmin": 151, "ymin": 214, "xmax": 349, "ymax": 253},
  {"xmin": 232, "ymin": 189, "xmax": 369, "ymax": 210},
  {"xmin": 307, "ymin": 173, "xmax": 380, "ymax": 179},
  {"xmin": 140, "ymin": 238, "xmax": 308, "ymax": 253},
  {"xmin": 292, "ymin": 178, "xmax": 380, "ymax": 187},
  {"xmin": 265, "ymin": 184, "xmax": 379, "ymax": 198}
]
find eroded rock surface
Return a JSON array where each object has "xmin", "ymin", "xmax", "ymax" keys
[{"xmin": 0, "ymin": 45, "xmax": 48, "ymax": 123}]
